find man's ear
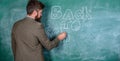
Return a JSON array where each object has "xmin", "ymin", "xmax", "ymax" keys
[{"xmin": 32, "ymin": 10, "xmax": 37, "ymax": 16}]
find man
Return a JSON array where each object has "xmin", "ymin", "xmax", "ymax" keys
[{"xmin": 11, "ymin": 0, "xmax": 67, "ymax": 61}]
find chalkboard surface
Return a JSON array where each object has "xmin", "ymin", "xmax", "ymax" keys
[{"xmin": 0, "ymin": 0, "xmax": 120, "ymax": 61}]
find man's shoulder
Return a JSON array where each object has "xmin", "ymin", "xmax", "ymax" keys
[
  {"xmin": 13, "ymin": 17, "xmax": 44, "ymax": 29},
  {"xmin": 13, "ymin": 18, "xmax": 26, "ymax": 26}
]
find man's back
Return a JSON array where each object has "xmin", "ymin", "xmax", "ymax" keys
[
  {"xmin": 12, "ymin": 17, "xmax": 45, "ymax": 61},
  {"xmin": 12, "ymin": 16, "xmax": 62, "ymax": 61}
]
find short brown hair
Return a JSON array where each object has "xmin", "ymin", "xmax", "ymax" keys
[{"xmin": 26, "ymin": 0, "xmax": 45, "ymax": 15}]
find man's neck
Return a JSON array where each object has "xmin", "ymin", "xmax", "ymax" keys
[{"xmin": 27, "ymin": 15, "xmax": 35, "ymax": 20}]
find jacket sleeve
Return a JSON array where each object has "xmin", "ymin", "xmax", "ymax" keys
[{"xmin": 35, "ymin": 24, "xmax": 60, "ymax": 50}]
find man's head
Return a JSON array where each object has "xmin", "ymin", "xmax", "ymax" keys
[{"xmin": 26, "ymin": 0, "xmax": 45, "ymax": 20}]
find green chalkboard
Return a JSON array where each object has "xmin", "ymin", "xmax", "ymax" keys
[{"xmin": 0, "ymin": 0, "xmax": 120, "ymax": 61}]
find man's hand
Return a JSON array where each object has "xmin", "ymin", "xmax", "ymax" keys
[{"xmin": 57, "ymin": 32, "xmax": 67, "ymax": 41}]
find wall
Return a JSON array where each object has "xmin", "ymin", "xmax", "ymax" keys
[{"xmin": 0, "ymin": 0, "xmax": 120, "ymax": 61}]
